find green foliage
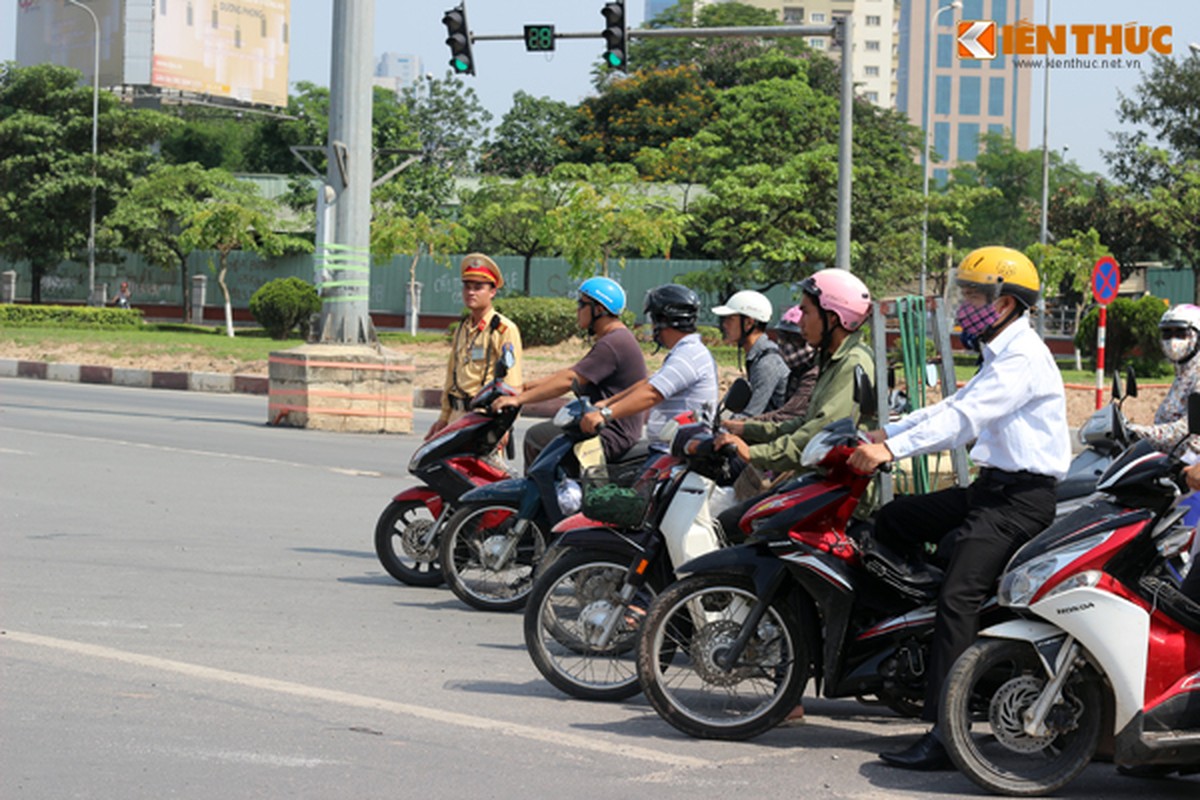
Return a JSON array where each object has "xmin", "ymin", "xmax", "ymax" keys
[
  {"xmin": 1074, "ymin": 295, "xmax": 1168, "ymax": 376},
  {"xmin": 493, "ymin": 297, "xmax": 578, "ymax": 346},
  {"xmin": 0, "ymin": 63, "xmax": 179, "ymax": 304},
  {"xmin": 248, "ymin": 277, "xmax": 321, "ymax": 340},
  {"xmin": 482, "ymin": 91, "xmax": 574, "ymax": 177},
  {"xmin": 457, "ymin": 175, "xmax": 564, "ymax": 293},
  {"xmin": 544, "ymin": 163, "xmax": 689, "ymax": 277},
  {"xmin": 0, "ymin": 304, "xmax": 142, "ymax": 328}
]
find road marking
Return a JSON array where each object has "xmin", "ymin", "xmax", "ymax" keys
[
  {"xmin": 0, "ymin": 426, "xmax": 386, "ymax": 478},
  {"xmin": 2, "ymin": 630, "xmax": 709, "ymax": 770}
]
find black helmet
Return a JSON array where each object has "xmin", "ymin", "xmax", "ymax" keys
[{"xmin": 644, "ymin": 284, "xmax": 699, "ymax": 332}]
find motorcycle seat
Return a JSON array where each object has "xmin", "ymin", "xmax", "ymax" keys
[
  {"xmin": 1055, "ymin": 475, "xmax": 1097, "ymax": 502},
  {"xmin": 1140, "ymin": 576, "xmax": 1200, "ymax": 634}
]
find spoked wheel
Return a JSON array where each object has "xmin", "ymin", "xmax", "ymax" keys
[
  {"xmin": 523, "ymin": 549, "xmax": 653, "ymax": 702},
  {"xmin": 636, "ymin": 574, "xmax": 808, "ymax": 740},
  {"xmin": 373, "ymin": 500, "xmax": 444, "ymax": 587},
  {"xmin": 941, "ymin": 639, "xmax": 1103, "ymax": 797},
  {"xmin": 439, "ymin": 501, "xmax": 547, "ymax": 612}
]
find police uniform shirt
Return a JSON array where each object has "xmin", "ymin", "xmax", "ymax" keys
[{"xmin": 440, "ymin": 307, "xmax": 523, "ymax": 421}]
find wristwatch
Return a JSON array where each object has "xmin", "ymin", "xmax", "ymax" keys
[{"xmin": 599, "ymin": 406, "xmax": 614, "ymax": 422}]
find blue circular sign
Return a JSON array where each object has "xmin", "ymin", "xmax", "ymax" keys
[{"xmin": 1091, "ymin": 256, "xmax": 1120, "ymax": 305}]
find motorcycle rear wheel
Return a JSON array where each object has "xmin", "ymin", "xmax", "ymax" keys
[
  {"xmin": 440, "ymin": 501, "xmax": 547, "ymax": 612},
  {"xmin": 373, "ymin": 500, "xmax": 444, "ymax": 587},
  {"xmin": 941, "ymin": 639, "xmax": 1102, "ymax": 797},
  {"xmin": 636, "ymin": 574, "xmax": 808, "ymax": 740},
  {"xmin": 524, "ymin": 549, "xmax": 652, "ymax": 702}
]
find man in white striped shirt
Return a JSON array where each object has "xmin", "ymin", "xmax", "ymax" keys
[
  {"xmin": 848, "ymin": 247, "xmax": 1070, "ymax": 771},
  {"xmin": 581, "ymin": 284, "xmax": 718, "ymax": 444}
]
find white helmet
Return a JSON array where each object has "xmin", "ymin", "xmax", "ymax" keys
[
  {"xmin": 712, "ymin": 290, "xmax": 773, "ymax": 324},
  {"xmin": 1159, "ymin": 304, "xmax": 1200, "ymax": 363}
]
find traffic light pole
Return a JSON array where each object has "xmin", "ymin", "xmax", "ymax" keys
[{"xmin": 466, "ymin": 20, "xmax": 854, "ymax": 271}]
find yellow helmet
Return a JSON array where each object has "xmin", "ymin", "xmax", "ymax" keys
[{"xmin": 955, "ymin": 246, "xmax": 1040, "ymax": 309}]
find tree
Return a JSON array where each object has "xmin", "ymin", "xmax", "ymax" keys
[
  {"xmin": 106, "ymin": 163, "xmax": 248, "ymax": 319},
  {"xmin": 569, "ymin": 65, "xmax": 716, "ymax": 165},
  {"xmin": 544, "ymin": 163, "xmax": 688, "ymax": 278},
  {"xmin": 1027, "ymin": 228, "xmax": 1111, "ymax": 354},
  {"xmin": 179, "ymin": 195, "xmax": 312, "ymax": 337},
  {"xmin": 1108, "ymin": 53, "xmax": 1200, "ymax": 189},
  {"xmin": 0, "ymin": 62, "xmax": 177, "ymax": 304},
  {"xmin": 399, "ymin": 71, "xmax": 492, "ymax": 175},
  {"xmin": 371, "ymin": 211, "xmax": 468, "ymax": 335},
  {"xmin": 458, "ymin": 175, "xmax": 566, "ymax": 294},
  {"xmin": 481, "ymin": 91, "xmax": 573, "ymax": 177}
]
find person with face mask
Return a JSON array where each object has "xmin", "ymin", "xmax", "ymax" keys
[
  {"xmin": 1129, "ymin": 304, "xmax": 1200, "ymax": 463},
  {"xmin": 847, "ymin": 246, "xmax": 1071, "ymax": 771}
]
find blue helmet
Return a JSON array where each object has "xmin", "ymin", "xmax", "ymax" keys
[{"xmin": 578, "ymin": 276, "xmax": 626, "ymax": 315}]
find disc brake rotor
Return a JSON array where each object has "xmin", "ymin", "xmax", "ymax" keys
[
  {"xmin": 400, "ymin": 518, "xmax": 437, "ymax": 561},
  {"xmin": 989, "ymin": 675, "xmax": 1057, "ymax": 753}
]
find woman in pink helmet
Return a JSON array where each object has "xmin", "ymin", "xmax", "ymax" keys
[{"xmin": 716, "ymin": 268, "xmax": 875, "ymax": 472}]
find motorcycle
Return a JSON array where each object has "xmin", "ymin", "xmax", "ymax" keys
[
  {"xmin": 522, "ymin": 379, "xmax": 753, "ymax": 701},
  {"xmin": 437, "ymin": 384, "xmax": 652, "ymax": 612},
  {"xmin": 939, "ymin": 404, "xmax": 1200, "ymax": 796},
  {"xmin": 373, "ymin": 345, "xmax": 518, "ymax": 586}
]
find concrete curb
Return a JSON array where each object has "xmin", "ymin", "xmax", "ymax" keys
[{"xmin": 0, "ymin": 357, "xmax": 568, "ymax": 417}]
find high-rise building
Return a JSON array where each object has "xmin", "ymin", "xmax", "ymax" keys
[
  {"xmin": 731, "ymin": 0, "xmax": 901, "ymax": 110},
  {"xmin": 373, "ymin": 52, "xmax": 423, "ymax": 96},
  {"xmin": 897, "ymin": 0, "xmax": 1032, "ymax": 180}
]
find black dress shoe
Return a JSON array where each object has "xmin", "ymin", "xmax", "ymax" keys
[{"xmin": 879, "ymin": 732, "xmax": 953, "ymax": 771}]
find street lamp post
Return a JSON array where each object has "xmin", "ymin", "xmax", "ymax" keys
[
  {"xmin": 67, "ymin": 0, "xmax": 100, "ymax": 306},
  {"xmin": 920, "ymin": 1, "xmax": 960, "ymax": 302}
]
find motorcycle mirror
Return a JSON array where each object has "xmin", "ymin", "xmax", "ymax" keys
[
  {"xmin": 1125, "ymin": 366, "xmax": 1138, "ymax": 399},
  {"xmin": 1189, "ymin": 392, "xmax": 1200, "ymax": 437},
  {"xmin": 723, "ymin": 378, "xmax": 753, "ymax": 417},
  {"xmin": 853, "ymin": 365, "xmax": 877, "ymax": 419},
  {"xmin": 1111, "ymin": 369, "xmax": 1123, "ymax": 401}
]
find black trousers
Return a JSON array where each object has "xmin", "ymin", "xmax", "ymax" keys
[{"xmin": 874, "ymin": 469, "xmax": 1057, "ymax": 721}]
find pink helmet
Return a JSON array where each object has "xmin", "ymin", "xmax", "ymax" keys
[
  {"xmin": 800, "ymin": 269, "xmax": 872, "ymax": 332},
  {"xmin": 777, "ymin": 304, "xmax": 803, "ymax": 334}
]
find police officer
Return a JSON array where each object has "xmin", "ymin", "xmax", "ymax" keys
[
  {"xmin": 848, "ymin": 247, "xmax": 1071, "ymax": 770},
  {"xmin": 427, "ymin": 254, "xmax": 523, "ymax": 441}
]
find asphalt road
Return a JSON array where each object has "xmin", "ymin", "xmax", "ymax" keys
[{"xmin": 1, "ymin": 379, "xmax": 1196, "ymax": 799}]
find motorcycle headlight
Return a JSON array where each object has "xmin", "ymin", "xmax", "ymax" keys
[{"xmin": 999, "ymin": 531, "xmax": 1112, "ymax": 608}]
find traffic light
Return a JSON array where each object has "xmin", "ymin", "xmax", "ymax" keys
[
  {"xmin": 600, "ymin": 1, "xmax": 627, "ymax": 71},
  {"xmin": 442, "ymin": 4, "xmax": 475, "ymax": 75}
]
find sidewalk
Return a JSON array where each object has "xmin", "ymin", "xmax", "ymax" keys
[{"xmin": 0, "ymin": 357, "xmax": 566, "ymax": 418}]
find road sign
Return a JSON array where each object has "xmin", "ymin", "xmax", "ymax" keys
[{"xmin": 1091, "ymin": 256, "xmax": 1120, "ymax": 306}]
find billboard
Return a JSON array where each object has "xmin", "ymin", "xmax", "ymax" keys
[
  {"xmin": 151, "ymin": 0, "xmax": 290, "ymax": 107},
  {"xmin": 15, "ymin": 0, "xmax": 291, "ymax": 108}
]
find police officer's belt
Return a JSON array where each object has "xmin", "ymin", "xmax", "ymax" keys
[{"xmin": 447, "ymin": 394, "xmax": 471, "ymax": 411}]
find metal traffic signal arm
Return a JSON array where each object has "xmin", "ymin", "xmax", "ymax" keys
[{"xmin": 455, "ymin": 9, "xmax": 854, "ymax": 270}]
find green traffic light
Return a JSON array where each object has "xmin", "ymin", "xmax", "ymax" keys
[
  {"xmin": 606, "ymin": 52, "xmax": 624, "ymax": 67},
  {"xmin": 453, "ymin": 57, "xmax": 470, "ymax": 72}
]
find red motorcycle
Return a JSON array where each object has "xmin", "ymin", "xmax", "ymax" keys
[{"xmin": 374, "ymin": 364, "xmax": 518, "ymax": 586}]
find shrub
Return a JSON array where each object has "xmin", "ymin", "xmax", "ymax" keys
[
  {"xmin": 0, "ymin": 304, "xmax": 143, "ymax": 327},
  {"xmin": 1075, "ymin": 295, "xmax": 1167, "ymax": 376},
  {"xmin": 249, "ymin": 277, "xmax": 321, "ymax": 340},
  {"xmin": 494, "ymin": 296, "xmax": 578, "ymax": 346}
]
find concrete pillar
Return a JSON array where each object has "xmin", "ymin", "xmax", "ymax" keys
[
  {"xmin": 268, "ymin": 344, "xmax": 414, "ymax": 433},
  {"xmin": 1, "ymin": 271, "xmax": 16, "ymax": 303},
  {"xmin": 191, "ymin": 274, "xmax": 207, "ymax": 324}
]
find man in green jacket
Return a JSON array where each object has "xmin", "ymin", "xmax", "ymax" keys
[{"xmin": 716, "ymin": 269, "xmax": 875, "ymax": 472}]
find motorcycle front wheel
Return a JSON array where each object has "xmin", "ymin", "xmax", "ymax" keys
[
  {"xmin": 636, "ymin": 574, "xmax": 808, "ymax": 740},
  {"xmin": 524, "ymin": 549, "xmax": 653, "ymax": 702},
  {"xmin": 439, "ymin": 501, "xmax": 547, "ymax": 612},
  {"xmin": 940, "ymin": 638, "xmax": 1103, "ymax": 797},
  {"xmin": 373, "ymin": 500, "xmax": 444, "ymax": 587}
]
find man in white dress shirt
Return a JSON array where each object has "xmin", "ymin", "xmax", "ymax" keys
[{"xmin": 848, "ymin": 246, "xmax": 1071, "ymax": 770}]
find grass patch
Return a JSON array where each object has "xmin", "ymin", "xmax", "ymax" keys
[{"xmin": 0, "ymin": 324, "xmax": 306, "ymax": 363}]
